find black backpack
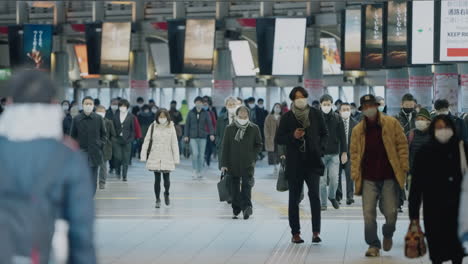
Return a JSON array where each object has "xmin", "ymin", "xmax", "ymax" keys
[{"xmin": 0, "ymin": 149, "xmax": 65, "ymax": 264}]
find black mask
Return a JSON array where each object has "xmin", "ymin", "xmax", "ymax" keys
[{"xmin": 403, "ymin": 108, "xmax": 414, "ymax": 114}]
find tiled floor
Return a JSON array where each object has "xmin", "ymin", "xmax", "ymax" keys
[{"xmin": 94, "ymin": 157, "xmax": 466, "ymax": 264}]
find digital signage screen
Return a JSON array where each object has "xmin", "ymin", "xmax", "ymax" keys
[
  {"xmin": 22, "ymin": 25, "xmax": 53, "ymax": 71},
  {"xmin": 100, "ymin": 22, "xmax": 131, "ymax": 75},
  {"xmin": 168, "ymin": 20, "xmax": 185, "ymax": 74},
  {"xmin": 438, "ymin": 0, "xmax": 468, "ymax": 62},
  {"xmin": 150, "ymin": 42, "xmax": 171, "ymax": 77},
  {"xmin": 256, "ymin": 18, "xmax": 275, "ymax": 75},
  {"xmin": 385, "ymin": 1, "xmax": 408, "ymax": 67},
  {"xmin": 320, "ymin": 38, "xmax": 342, "ymax": 75},
  {"xmin": 409, "ymin": 0, "xmax": 434, "ymax": 64},
  {"xmin": 183, "ymin": 19, "xmax": 216, "ymax": 74},
  {"xmin": 228, "ymin": 40, "xmax": 256, "ymax": 77},
  {"xmin": 74, "ymin": 44, "xmax": 100, "ymax": 79},
  {"xmin": 363, "ymin": 4, "xmax": 384, "ymax": 69},
  {"xmin": 85, "ymin": 23, "xmax": 102, "ymax": 74},
  {"xmin": 272, "ymin": 18, "xmax": 306, "ymax": 76},
  {"xmin": 342, "ymin": 9, "xmax": 362, "ymax": 70}
]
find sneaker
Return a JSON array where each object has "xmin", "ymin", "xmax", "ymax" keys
[
  {"xmin": 383, "ymin": 237, "xmax": 393, "ymax": 252},
  {"xmin": 365, "ymin": 247, "xmax": 380, "ymax": 257},
  {"xmin": 398, "ymin": 206, "xmax": 404, "ymax": 213},
  {"xmin": 346, "ymin": 199, "xmax": 355, "ymax": 205},
  {"xmin": 243, "ymin": 206, "xmax": 253, "ymax": 220},
  {"xmin": 321, "ymin": 206, "xmax": 328, "ymax": 211},
  {"xmin": 329, "ymin": 198, "xmax": 340, "ymax": 209},
  {"xmin": 122, "ymin": 177, "xmax": 127, "ymax": 182},
  {"xmin": 291, "ymin": 234, "xmax": 305, "ymax": 244},
  {"xmin": 155, "ymin": 199, "xmax": 161, "ymax": 208},
  {"xmin": 164, "ymin": 194, "xmax": 170, "ymax": 206},
  {"xmin": 233, "ymin": 209, "xmax": 241, "ymax": 219},
  {"xmin": 99, "ymin": 184, "xmax": 105, "ymax": 190},
  {"xmin": 197, "ymin": 173, "xmax": 203, "ymax": 180},
  {"xmin": 312, "ymin": 236, "xmax": 322, "ymax": 244}
]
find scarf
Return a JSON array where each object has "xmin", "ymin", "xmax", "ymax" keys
[
  {"xmin": 233, "ymin": 118, "xmax": 250, "ymax": 142},
  {"xmin": 291, "ymin": 103, "xmax": 310, "ymax": 129}
]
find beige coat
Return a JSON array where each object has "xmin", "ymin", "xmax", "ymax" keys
[
  {"xmin": 264, "ymin": 114, "xmax": 281, "ymax": 152},
  {"xmin": 350, "ymin": 113, "xmax": 409, "ymax": 195},
  {"xmin": 141, "ymin": 121, "xmax": 180, "ymax": 171}
]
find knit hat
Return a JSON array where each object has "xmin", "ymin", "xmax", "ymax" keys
[{"xmin": 417, "ymin": 108, "xmax": 431, "ymax": 121}]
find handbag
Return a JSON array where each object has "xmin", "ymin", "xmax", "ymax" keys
[
  {"xmin": 276, "ymin": 159, "xmax": 288, "ymax": 192},
  {"xmin": 183, "ymin": 141, "xmax": 191, "ymax": 159},
  {"xmin": 146, "ymin": 123, "xmax": 155, "ymax": 159},
  {"xmin": 217, "ymin": 171, "xmax": 231, "ymax": 202},
  {"xmin": 404, "ymin": 220, "xmax": 427, "ymax": 258}
]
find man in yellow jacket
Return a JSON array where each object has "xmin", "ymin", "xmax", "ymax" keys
[{"xmin": 350, "ymin": 94, "xmax": 409, "ymax": 258}]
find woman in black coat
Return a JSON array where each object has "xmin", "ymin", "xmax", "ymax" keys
[
  {"xmin": 113, "ymin": 99, "xmax": 135, "ymax": 181},
  {"xmin": 409, "ymin": 115, "xmax": 467, "ymax": 264}
]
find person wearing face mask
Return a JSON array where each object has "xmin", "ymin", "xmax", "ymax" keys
[
  {"xmin": 318, "ymin": 94, "xmax": 347, "ymax": 211},
  {"xmin": 141, "ymin": 109, "xmax": 180, "ymax": 209},
  {"xmin": 61, "ymin": 100, "xmax": 72, "ymax": 135},
  {"xmin": 106, "ymin": 98, "xmax": 120, "ymax": 121},
  {"xmin": 276, "ymin": 86, "xmax": 328, "ymax": 244},
  {"xmin": 216, "ymin": 97, "xmax": 240, "ymax": 170},
  {"xmin": 137, "ymin": 105, "xmax": 155, "ymax": 160},
  {"xmin": 434, "ymin": 99, "xmax": 468, "ymax": 143},
  {"xmin": 112, "ymin": 99, "xmax": 135, "ymax": 181},
  {"xmin": 336, "ymin": 103, "xmax": 358, "ymax": 206},
  {"xmin": 253, "ymin": 98, "xmax": 269, "ymax": 161},
  {"xmin": 169, "ymin": 100, "xmax": 183, "ymax": 141},
  {"xmin": 407, "ymin": 108, "xmax": 432, "ymax": 175},
  {"xmin": 246, "ymin": 97, "xmax": 257, "ymax": 123},
  {"xmin": 131, "ymin": 97, "xmax": 145, "ymax": 116},
  {"xmin": 184, "ymin": 96, "xmax": 215, "ymax": 180},
  {"xmin": 350, "ymin": 102, "xmax": 363, "ymax": 121},
  {"xmin": 375, "ymin": 96, "xmax": 387, "ymax": 114},
  {"xmin": 71, "ymin": 96, "xmax": 107, "ymax": 194},
  {"xmin": 350, "ymin": 94, "xmax": 409, "ymax": 257},
  {"xmin": 221, "ymin": 106, "xmax": 263, "ymax": 220},
  {"xmin": 264, "ymin": 103, "xmax": 283, "ymax": 175},
  {"xmin": 409, "ymin": 115, "xmax": 467, "ymax": 264},
  {"xmin": 203, "ymin": 96, "xmax": 217, "ymax": 167},
  {"xmin": 96, "ymin": 105, "xmax": 116, "ymax": 190}
]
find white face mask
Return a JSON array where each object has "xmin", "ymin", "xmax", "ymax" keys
[
  {"xmin": 248, "ymin": 103, "xmax": 256, "ymax": 109},
  {"xmin": 341, "ymin": 111, "xmax": 351, "ymax": 119},
  {"xmin": 258, "ymin": 104, "xmax": 264, "ymax": 109},
  {"xmin": 62, "ymin": 105, "xmax": 69, "ymax": 111},
  {"xmin": 83, "ymin": 105, "xmax": 94, "ymax": 114},
  {"xmin": 151, "ymin": 108, "xmax": 158, "ymax": 114},
  {"xmin": 119, "ymin": 107, "xmax": 128, "ymax": 113},
  {"xmin": 111, "ymin": 105, "xmax": 118, "ymax": 111},
  {"xmin": 437, "ymin": 110, "xmax": 450, "ymax": 116},
  {"xmin": 435, "ymin": 128, "xmax": 454, "ymax": 144},
  {"xmin": 321, "ymin": 105, "xmax": 332, "ymax": 114},
  {"xmin": 294, "ymin": 98, "xmax": 308, "ymax": 109},
  {"xmin": 415, "ymin": 120, "xmax": 430, "ymax": 131},
  {"xmin": 138, "ymin": 103, "xmax": 144, "ymax": 107},
  {"xmin": 237, "ymin": 117, "xmax": 249, "ymax": 125},
  {"xmin": 227, "ymin": 107, "xmax": 237, "ymax": 115},
  {"xmin": 97, "ymin": 112, "xmax": 106, "ymax": 118},
  {"xmin": 158, "ymin": 118, "xmax": 167, "ymax": 124},
  {"xmin": 274, "ymin": 107, "xmax": 282, "ymax": 114}
]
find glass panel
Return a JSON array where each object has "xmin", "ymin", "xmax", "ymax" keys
[
  {"xmin": 373, "ymin": 86, "xmax": 385, "ymax": 99},
  {"xmin": 161, "ymin": 88, "xmax": 173, "ymax": 109},
  {"xmin": 325, "ymin": 86, "xmax": 339, "ymax": 102},
  {"xmin": 341, "ymin": 86, "xmax": 354, "ymax": 103}
]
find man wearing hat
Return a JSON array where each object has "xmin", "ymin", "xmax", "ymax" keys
[
  {"xmin": 350, "ymin": 94, "xmax": 409, "ymax": 257},
  {"xmin": 408, "ymin": 108, "xmax": 432, "ymax": 174}
]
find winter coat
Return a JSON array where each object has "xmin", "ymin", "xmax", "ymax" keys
[
  {"xmin": 184, "ymin": 108, "xmax": 214, "ymax": 139},
  {"xmin": 105, "ymin": 108, "xmax": 117, "ymax": 121},
  {"xmin": 408, "ymin": 128, "xmax": 431, "ymax": 173},
  {"xmin": 140, "ymin": 121, "xmax": 180, "ymax": 172},
  {"xmin": 179, "ymin": 104, "xmax": 189, "ymax": 125},
  {"xmin": 322, "ymin": 111, "xmax": 347, "ymax": 155},
  {"xmin": 137, "ymin": 112, "xmax": 155, "ymax": 139},
  {"xmin": 63, "ymin": 113, "xmax": 72, "ymax": 135},
  {"xmin": 264, "ymin": 114, "xmax": 281, "ymax": 152},
  {"xmin": 460, "ymin": 150, "xmax": 468, "ymax": 244},
  {"xmin": 409, "ymin": 139, "xmax": 467, "ymax": 263},
  {"xmin": 350, "ymin": 113, "xmax": 409, "ymax": 195},
  {"xmin": 71, "ymin": 112, "xmax": 107, "ymax": 167},
  {"xmin": 275, "ymin": 107, "xmax": 329, "ymax": 177},
  {"xmin": 113, "ymin": 111, "xmax": 135, "ymax": 144},
  {"xmin": 103, "ymin": 118, "xmax": 116, "ymax": 161},
  {"xmin": 395, "ymin": 109, "xmax": 417, "ymax": 134},
  {"xmin": 220, "ymin": 122, "xmax": 263, "ymax": 176},
  {"xmin": 215, "ymin": 113, "xmax": 230, "ymax": 170},
  {"xmin": 169, "ymin": 108, "xmax": 183, "ymax": 125},
  {"xmin": 253, "ymin": 106, "xmax": 268, "ymax": 138}
]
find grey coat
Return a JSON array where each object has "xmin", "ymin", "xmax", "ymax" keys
[{"xmin": 184, "ymin": 108, "xmax": 214, "ymax": 139}]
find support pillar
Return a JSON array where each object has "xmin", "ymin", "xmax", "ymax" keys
[
  {"xmin": 130, "ymin": 1, "xmax": 148, "ymax": 104},
  {"xmin": 303, "ymin": 46, "xmax": 324, "ymax": 102},
  {"xmin": 386, "ymin": 68, "xmax": 409, "ymax": 116},
  {"xmin": 92, "ymin": 1, "xmax": 105, "ymax": 22},
  {"xmin": 459, "ymin": 64, "xmax": 468, "ymax": 113},
  {"xmin": 16, "ymin": 2, "xmax": 29, "ymax": 24},
  {"xmin": 212, "ymin": 49, "xmax": 234, "ymax": 113},
  {"xmin": 408, "ymin": 66, "xmax": 433, "ymax": 109},
  {"xmin": 173, "ymin": 2, "xmax": 186, "ymax": 19},
  {"xmin": 354, "ymin": 84, "xmax": 369, "ymax": 107},
  {"xmin": 434, "ymin": 64, "xmax": 459, "ymax": 113},
  {"xmin": 52, "ymin": 2, "xmax": 68, "ymax": 101},
  {"xmin": 260, "ymin": 2, "xmax": 273, "ymax": 17}
]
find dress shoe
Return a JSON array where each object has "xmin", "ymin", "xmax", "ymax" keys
[
  {"xmin": 164, "ymin": 194, "xmax": 170, "ymax": 206},
  {"xmin": 365, "ymin": 247, "xmax": 380, "ymax": 257},
  {"xmin": 312, "ymin": 236, "xmax": 322, "ymax": 243},
  {"xmin": 329, "ymin": 198, "xmax": 340, "ymax": 209},
  {"xmin": 291, "ymin": 234, "xmax": 304, "ymax": 244},
  {"xmin": 243, "ymin": 206, "xmax": 253, "ymax": 220},
  {"xmin": 346, "ymin": 199, "xmax": 355, "ymax": 205},
  {"xmin": 383, "ymin": 237, "xmax": 393, "ymax": 252}
]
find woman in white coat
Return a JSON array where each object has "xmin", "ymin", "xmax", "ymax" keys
[{"xmin": 141, "ymin": 109, "xmax": 180, "ymax": 208}]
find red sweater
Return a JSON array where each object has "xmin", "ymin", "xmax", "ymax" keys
[{"xmin": 362, "ymin": 118, "xmax": 395, "ymax": 181}]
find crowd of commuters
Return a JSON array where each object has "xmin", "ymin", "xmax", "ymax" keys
[{"xmin": 1, "ymin": 70, "xmax": 468, "ymax": 263}]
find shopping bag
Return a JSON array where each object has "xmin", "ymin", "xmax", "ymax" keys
[
  {"xmin": 404, "ymin": 220, "xmax": 427, "ymax": 258},
  {"xmin": 217, "ymin": 172, "xmax": 231, "ymax": 202},
  {"xmin": 276, "ymin": 159, "xmax": 288, "ymax": 192}
]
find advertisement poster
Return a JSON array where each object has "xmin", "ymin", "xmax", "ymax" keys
[
  {"xmin": 100, "ymin": 22, "xmax": 131, "ymax": 75},
  {"xmin": 363, "ymin": 4, "xmax": 384, "ymax": 69},
  {"xmin": 462, "ymin": 74, "xmax": 468, "ymax": 110},
  {"xmin": 229, "ymin": 40, "xmax": 256, "ymax": 77},
  {"xmin": 439, "ymin": 0, "xmax": 468, "ymax": 62},
  {"xmin": 434, "ymin": 73, "xmax": 460, "ymax": 112},
  {"xmin": 409, "ymin": 76, "xmax": 433, "ymax": 107},
  {"xmin": 411, "ymin": 1, "xmax": 435, "ymax": 64},
  {"xmin": 386, "ymin": 78, "xmax": 409, "ymax": 110},
  {"xmin": 74, "ymin": 44, "xmax": 99, "ymax": 79},
  {"xmin": 22, "ymin": 24, "xmax": 53, "ymax": 71},
  {"xmin": 150, "ymin": 42, "xmax": 171, "ymax": 77},
  {"xmin": 386, "ymin": 1, "xmax": 408, "ymax": 67},
  {"xmin": 320, "ymin": 38, "xmax": 342, "ymax": 75},
  {"xmin": 343, "ymin": 9, "xmax": 362, "ymax": 70},
  {"xmin": 272, "ymin": 18, "xmax": 306, "ymax": 75},
  {"xmin": 183, "ymin": 19, "xmax": 216, "ymax": 74}
]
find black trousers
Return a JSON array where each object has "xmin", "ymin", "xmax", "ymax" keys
[
  {"xmin": 90, "ymin": 166, "xmax": 98, "ymax": 196},
  {"xmin": 336, "ymin": 162, "xmax": 354, "ymax": 201},
  {"xmin": 205, "ymin": 135, "xmax": 214, "ymax": 166},
  {"xmin": 231, "ymin": 170, "xmax": 254, "ymax": 213},
  {"xmin": 288, "ymin": 166, "xmax": 321, "ymax": 234},
  {"xmin": 154, "ymin": 172, "xmax": 170, "ymax": 200}
]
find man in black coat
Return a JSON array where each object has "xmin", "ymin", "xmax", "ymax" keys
[
  {"xmin": 276, "ymin": 86, "xmax": 328, "ymax": 244},
  {"xmin": 71, "ymin": 96, "xmax": 107, "ymax": 194},
  {"xmin": 336, "ymin": 103, "xmax": 358, "ymax": 205},
  {"xmin": 113, "ymin": 99, "xmax": 135, "ymax": 181},
  {"xmin": 254, "ymin": 98, "xmax": 268, "ymax": 160}
]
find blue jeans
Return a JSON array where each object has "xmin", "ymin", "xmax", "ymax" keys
[
  {"xmin": 190, "ymin": 138, "xmax": 207, "ymax": 174},
  {"xmin": 362, "ymin": 179, "xmax": 399, "ymax": 249},
  {"xmin": 320, "ymin": 154, "xmax": 340, "ymax": 206}
]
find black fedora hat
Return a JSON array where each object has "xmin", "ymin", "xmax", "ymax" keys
[{"xmin": 358, "ymin": 94, "xmax": 380, "ymax": 111}]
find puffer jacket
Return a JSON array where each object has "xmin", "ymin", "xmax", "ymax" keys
[
  {"xmin": 140, "ymin": 121, "xmax": 180, "ymax": 172},
  {"xmin": 350, "ymin": 112, "xmax": 409, "ymax": 195},
  {"xmin": 184, "ymin": 108, "xmax": 214, "ymax": 139}
]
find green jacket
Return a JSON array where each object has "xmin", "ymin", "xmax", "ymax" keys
[
  {"xmin": 221, "ymin": 122, "xmax": 263, "ymax": 176},
  {"xmin": 103, "ymin": 118, "xmax": 116, "ymax": 161}
]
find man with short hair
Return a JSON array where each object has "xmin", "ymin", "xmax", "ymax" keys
[
  {"xmin": 132, "ymin": 97, "xmax": 145, "ymax": 115},
  {"xmin": 254, "ymin": 98, "xmax": 269, "ymax": 160},
  {"xmin": 246, "ymin": 97, "xmax": 257, "ymax": 123},
  {"xmin": 395, "ymin": 93, "xmax": 417, "ymax": 134},
  {"xmin": 71, "ymin": 96, "xmax": 107, "ymax": 194},
  {"xmin": 350, "ymin": 94, "xmax": 409, "ymax": 257},
  {"xmin": 96, "ymin": 105, "xmax": 116, "ymax": 189},
  {"xmin": 350, "ymin": 102, "xmax": 362, "ymax": 121},
  {"xmin": 434, "ymin": 99, "xmax": 468, "ymax": 143}
]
